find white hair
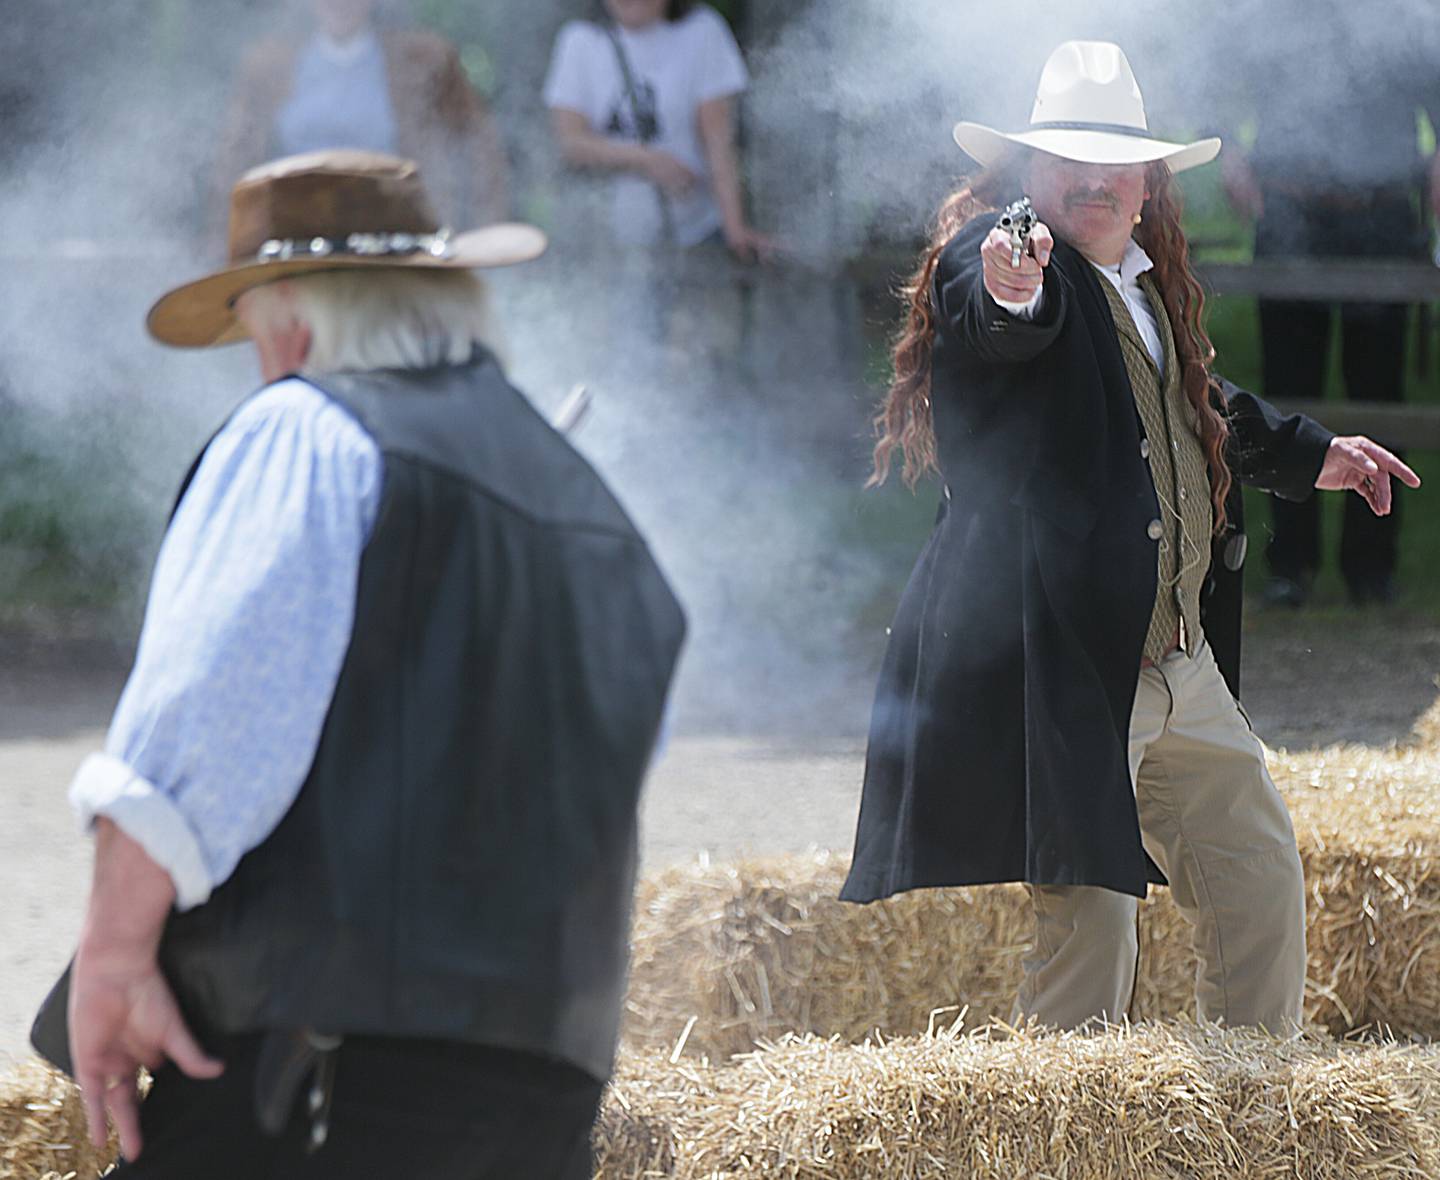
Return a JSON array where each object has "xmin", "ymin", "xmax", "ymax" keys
[{"xmin": 243, "ymin": 267, "xmax": 505, "ymax": 374}]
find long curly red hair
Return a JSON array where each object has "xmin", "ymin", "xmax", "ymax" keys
[{"xmin": 869, "ymin": 159, "xmax": 1232, "ymax": 533}]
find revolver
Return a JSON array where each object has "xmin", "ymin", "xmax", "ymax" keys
[{"xmin": 996, "ymin": 197, "xmax": 1038, "ymax": 268}]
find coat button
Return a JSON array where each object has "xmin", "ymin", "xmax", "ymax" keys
[
  {"xmin": 1147, "ymin": 520, "xmax": 1163, "ymax": 540},
  {"xmin": 1140, "ymin": 438, "xmax": 1151, "ymax": 459},
  {"xmin": 1179, "ymin": 487, "xmax": 1188, "ymax": 501}
]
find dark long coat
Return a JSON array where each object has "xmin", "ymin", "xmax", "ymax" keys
[{"xmin": 841, "ymin": 216, "xmax": 1334, "ymax": 905}]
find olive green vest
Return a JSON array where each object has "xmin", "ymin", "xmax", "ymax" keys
[{"xmin": 1098, "ymin": 274, "xmax": 1213, "ymax": 660}]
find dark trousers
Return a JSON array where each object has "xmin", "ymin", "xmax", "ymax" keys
[
  {"xmin": 1254, "ymin": 191, "xmax": 1416, "ymax": 588},
  {"xmin": 109, "ymin": 1034, "xmax": 605, "ymax": 1180}
]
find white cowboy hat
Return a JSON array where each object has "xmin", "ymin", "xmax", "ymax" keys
[{"xmin": 953, "ymin": 41, "xmax": 1220, "ymax": 174}]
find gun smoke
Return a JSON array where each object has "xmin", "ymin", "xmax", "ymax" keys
[{"xmin": 1, "ymin": 0, "xmax": 1435, "ymax": 732}]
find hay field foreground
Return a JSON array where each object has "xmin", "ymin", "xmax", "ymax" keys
[
  {"xmin": 6, "ymin": 1025, "xmax": 1440, "ymax": 1180},
  {"xmin": 598, "ymin": 1024, "xmax": 1440, "ymax": 1179},
  {"xmin": 5, "ymin": 713, "xmax": 1439, "ymax": 1178},
  {"xmin": 626, "ymin": 737, "xmax": 1440, "ymax": 1060},
  {"xmin": 0, "ymin": 1060, "xmax": 116, "ymax": 1180}
]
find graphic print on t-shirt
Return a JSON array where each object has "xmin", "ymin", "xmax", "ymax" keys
[{"xmin": 605, "ymin": 77, "xmax": 661, "ymax": 143}]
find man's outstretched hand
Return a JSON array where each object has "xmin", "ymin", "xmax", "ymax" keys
[
  {"xmin": 69, "ymin": 820, "xmax": 223, "ymax": 1161},
  {"xmin": 1315, "ymin": 435, "xmax": 1421, "ymax": 515},
  {"xmin": 981, "ymin": 221, "xmax": 1055, "ymax": 306}
]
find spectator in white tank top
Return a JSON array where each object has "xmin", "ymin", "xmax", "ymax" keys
[{"xmin": 212, "ymin": 0, "xmax": 509, "ymax": 242}]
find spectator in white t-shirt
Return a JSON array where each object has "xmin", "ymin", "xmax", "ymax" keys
[{"xmin": 543, "ymin": 0, "xmax": 774, "ymax": 262}]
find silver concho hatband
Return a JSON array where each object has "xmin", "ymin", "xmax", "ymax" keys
[{"xmin": 256, "ymin": 228, "xmax": 454, "ymax": 263}]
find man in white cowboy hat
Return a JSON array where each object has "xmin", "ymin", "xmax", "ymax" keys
[
  {"xmin": 845, "ymin": 43, "xmax": 1418, "ymax": 1032},
  {"xmin": 32, "ymin": 149, "xmax": 685, "ymax": 1177}
]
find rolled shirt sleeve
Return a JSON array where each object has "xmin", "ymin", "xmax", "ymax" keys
[{"xmin": 69, "ymin": 379, "xmax": 383, "ymax": 910}]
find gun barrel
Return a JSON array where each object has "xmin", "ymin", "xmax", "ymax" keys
[
  {"xmin": 998, "ymin": 198, "xmax": 1036, "ymax": 269},
  {"xmin": 553, "ymin": 384, "xmax": 594, "ymax": 436}
]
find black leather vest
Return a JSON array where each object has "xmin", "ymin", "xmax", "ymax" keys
[{"xmin": 156, "ymin": 356, "xmax": 685, "ymax": 1080}]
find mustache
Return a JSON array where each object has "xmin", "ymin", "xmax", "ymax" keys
[{"xmin": 1064, "ymin": 189, "xmax": 1119, "ymax": 209}]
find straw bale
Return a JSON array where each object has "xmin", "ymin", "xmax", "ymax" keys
[
  {"xmin": 9, "ymin": 1025, "xmax": 1436, "ymax": 1180},
  {"xmin": 624, "ymin": 851, "xmax": 1032, "ymax": 1062},
  {"xmin": 625, "ymin": 744, "xmax": 1440, "ymax": 1058},
  {"xmin": 0, "ymin": 1058, "xmax": 116, "ymax": 1180},
  {"xmin": 1409, "ymin": 694, "xmax": 1440, "ymax": 752},
  {"xmin": 596, "ymin": 1023, "xmax": 1440, "ymax": 1179},
  {"xmin": 1278, "ymin": 744, "xmax": 1440, "ymax": 1036}
]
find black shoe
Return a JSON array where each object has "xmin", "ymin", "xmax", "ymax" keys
[
  {"xmin": 1262, "ymin": 576, "xmax": 1309, "ymax": 609},
  {"xmin": 1348, "ymin": 573, "xmax": 1398, "ymax": 607}
]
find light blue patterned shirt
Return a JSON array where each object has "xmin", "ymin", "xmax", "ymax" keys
[{"xmin": 69, "ymin": 379, "xmax": 383, "ymax": 911}]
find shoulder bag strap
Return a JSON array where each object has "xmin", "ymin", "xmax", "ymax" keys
[{"xmin": 602, "ymin": 21, "xmax": 677, "ymax": 246}]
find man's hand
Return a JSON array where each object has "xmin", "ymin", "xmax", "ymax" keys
[
  {"xmin": 69, "ymin": 819, "xmax": 223, "ymax": 1161},
  {"xmin": 641, "ymin": 148, "xmax": 700, "ymax": 197},
  {"xmin": 724, "ymin": 223, "xmax": 780, "ymax": 265},
  {"xmin": 1315, "ymin": 435, "xmax": 1421, "ymax": 515},
  {"xmin": 981, "ymin": 222, "xmax": 1054, "ymax": 306},
  {"xmin": 70, "ymin": 947, "xmax": 223, "ymax": 1160}
]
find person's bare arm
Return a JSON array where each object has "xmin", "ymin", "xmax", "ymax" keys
[
  {"xmin": 468, "ymin": 99, "xmax": 510, "ymax": 223},
  {"xmin": 69, "ymin": 820, "xmax": 223, "ymax": 1161},
  {"xmin": 1220, "ymin": 146, "xmax": 1265, "ymax": 222},
  {"xmin": 696, "ymin": 95, "xmax": 774, "ymax": 263},
  {"xmin": 1418, "ymin": 91, "xmax": 1440, "ymax": 223},
  {"xmin": 435, "ymin": 44, "xmax": 510, "ymax": 223},
  {"xmin": 1428, "ymin": 141, "xmax": 1440, "ymax": 223},
  {"xmin": 550, "ymin": 108, "xmax": 697, "ymax": 196},
  {"xmin": 208, "ymin": 46, "xmax": 284, "ymax": 256}
]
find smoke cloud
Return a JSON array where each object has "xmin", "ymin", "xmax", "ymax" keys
[
  {"xmin": 747, "ymin": 0, "xmax": 1439, "ymax": 261},
  {"xmin": 1, "ymin": 0, "xmax": 1434, "ymax": 728}
]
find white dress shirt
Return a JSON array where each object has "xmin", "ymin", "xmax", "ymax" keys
[{"xmin": 992, "ymin": 237, "xmax": 1165, "ymax": 376}]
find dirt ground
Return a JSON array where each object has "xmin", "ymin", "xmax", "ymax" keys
[{"xmin": 3, "ymin": 612, "xmax": 1438, "ymax": 1065}]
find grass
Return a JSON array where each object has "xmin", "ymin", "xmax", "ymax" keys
[
  {"xmin": 1178, "ymin": 164, "xmax": 1440, "ymax": 615},
  {"xmin": 1201, "ymin": 267, "xmax": 1440, "ymax": 618},
  {"xmin": 0, "ymin": 433, "xmax": 145, "ymax": 627},
  {"xmin": 3, "ymin": 175, "xmax": 1434, "ymax": 633}
]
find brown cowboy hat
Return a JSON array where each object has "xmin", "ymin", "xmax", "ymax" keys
[{"xmin": 148, "ymin": 149, "xmax": 547, "ymax": 348}]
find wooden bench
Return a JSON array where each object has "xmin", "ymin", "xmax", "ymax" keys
[{"xmin": 1197, "ymin": 259, "xmax": 1440, "ymax": 449}]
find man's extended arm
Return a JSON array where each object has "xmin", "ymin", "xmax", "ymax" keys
[
  {"xmin": 1216, "ymin": 377, "xmax": 1333, "ymax": 500},
  {"xmin": 1217, "ymin": 377, "xmax": 1420, "ymax": 513},
  {"xmin": 936, "ymin": 218, "xmax": 1067, "ymax": 366}
]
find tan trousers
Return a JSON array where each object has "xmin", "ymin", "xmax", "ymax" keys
[{"xmin": 1014, "ymin": 641, "xmax": 1307, "ymax": 1032}]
